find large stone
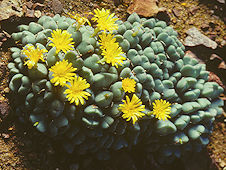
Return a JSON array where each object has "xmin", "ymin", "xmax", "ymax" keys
[
  {"xmin": 184, "ymin": 27, "xmax": 218, "ymax": 49},
  {"xmin": 127, "ymin": 0, "xmax": 165, "ymax": 17},
  {"xmin": 0, "ymin": 0, "xmax": 23, "ymax": 21}
]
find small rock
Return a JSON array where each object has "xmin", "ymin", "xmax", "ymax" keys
[
  {"xmin": 114, "ymin": 0, "xmax": 123, "ymax": 6},
  {"xmin": 0, "ymin": 33, "xmax": 5, "ymax": 40},
  {"xmin": 51, "ymin": 0, "xmax": 63, "ymax": 14},
  {"xmin": 26, "ymin": 1, "xmax": 34, "ymax": 9},
  {"xmin": 215, "ymin": 26, "xmax": 221, "ymax": 32},
  {"xmin": 220, "ymin": 40, "xmax": 225, "ymax": 46},
  {"xmin": 184, "ymin": 27, "xmax": 218, "ymax": 49},
  {"xmin": 218, "ymin": 61, "xmax": 226, "ymax": 69},
  {"xmin": 34, "ymin": 10, "xmax": 42, "ymax": 18},
  {"xmin": 0, "ymin": 100, "xmax": 9, "ymax": 116},
  {"xmin": 208, "ymin": 71, "xmax": 225, "ymax": 89},
  {"xmin": 93, "ymin": 3, "xmax": 99, "ymax": 9},
  {"xmin": 1, "ymin": 37, "xmax": 7, "ymax": 42},
  {"xmin": 2, "ymin": 133, "xmax": 10, "ymax": 139},
  {"xmin": 210, "ymin": 54, "xmax": 223, "ymax": 65},
  {"xmin": 2, "ymin": 30, "xmax": 11, "ymax": 38},
  {"xmin": 33, "ymin": 2, "xmax": 45, "ymax": 10},
  {"xmin": 25, "ymin": 8, "xmax": 35, "ymax": 18},
  {"xmin": 3, "ymin": 87, "xmax": 10, "ymax": 93},
  {"xmin": 210, "ymin": 54, "xmax": 226, "ymax": 70},
  {"xmin": 201, "ymin": 24, "xmax": 209, "ymax": 32},
  {"xmin": 210, "ymin": 10, "xmax": 215, "ymax": 15},
  {"xmin": 8, "ymin": 127, "xmax": 13, "ymax": 131},
  {"xmin": 219, "ymin": 160, "xmax": 226, "ymax": 168},
  {"xmin": 0, "ymin": 95, "xmax": 5, "ymax": 101},
  {"xmin": 189, "ymin": 5, "xmax": 199, "ymax": 15},
  {"xmin": 216, "ymin": 0, "xmax": 225, "ymax": 3},
  {"xmin": 172, "ymin": 8, "xmax": 183, "ymax": 18},
  {"xmin": 127, "ymin": 0, "xmax": 165, "ymax": 17},
  {"xmin": 209, "ymin": 33, "xmax": 217, "ymax": 41}
]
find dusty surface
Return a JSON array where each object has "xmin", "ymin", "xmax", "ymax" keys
[
  {"xmin": 0, "ymin": 52, "xmax": 10, "ymax": 121},
  {"xmin": 208, "ymin": 114, "xmax": 226, "ymax": 169},
  {"xmin": 0, "ymin": 0, "xmax": 225, "ymax": 169},
  {"xmin": 158, "ymin": 0, "xmax": 226, "ymax": 47}
]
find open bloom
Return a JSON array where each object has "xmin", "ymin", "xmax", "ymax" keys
[
  {"xmin": 92, "ymin": 8, "xmax": 118, "ymax": 33},
  {"xmin": 119, "ymin": 94, "xmax": 145, "ymax": 124},
  {"xmin": 64, "ymin": 76, "xmax": 91, "ymax": 106},
  {"xmin": 151, "ymin": 99, "xmax": 171, "ymax": 121},
  {"xmin": 49, "ymin": 60, "xmax": 77, "ymax": 86},
  {"xmin": 48, "ymin": 29, "xmax": 74, "ymax": 53},
  {"xmin": 101, "ymin": 43, "xmax": 126, "ymax": 68},
  {"xmin": 122, "ymin": 78, "xmax": 136, "ymax": 93},
  {"xmin": 68, "ymin": 12, "xmax": 91, "ymax": 29},
  {"xmin": 21, "ymin": 45, "xmax": 47, "ymax": 69},
  {"xmin": 99, "ymin": 32, "xmax": 116, "ymax": 50}
]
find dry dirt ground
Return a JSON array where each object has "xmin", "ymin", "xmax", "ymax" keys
[{"xmin": 0, "ymin": 0, "xmax": 225, "ymax": 169}]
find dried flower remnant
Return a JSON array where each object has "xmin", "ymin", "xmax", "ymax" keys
[{"xmin": 68, "ymin": 12, "xmax": 91, "ymax": 30}]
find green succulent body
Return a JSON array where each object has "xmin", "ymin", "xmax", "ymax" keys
[{"xmin": 9, "ymin": 13, "xmax": 224, "ymax": 163}]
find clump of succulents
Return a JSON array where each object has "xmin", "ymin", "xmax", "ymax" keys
[{"xmin": 8, "ymin": 9, "xmax": 224, "ymax": 163}]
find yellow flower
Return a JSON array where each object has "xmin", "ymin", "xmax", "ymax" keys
[
  {"xmin": 119, "ymin": 94, "xmax": 145, "ymax": 124},
  {"xmin": 92, "ymin": 8, "xmax": 118, "ymax": 33},
  {"xmin": 99, "ymin": 32, "xmax": 116, "ymax": 50},
  {"xmin": 151, "ymin": 99, "xmax": 171, "ymax": 121},
  {"xmin": 64, "ymin": 76, "xmax": 91, "ymax": 106},
  {"xmin": 22, "ymin": 45, "xmax": 47, "ymax": 69},
  {"xmin": 48, "ymin": 29, "xmax": 74, "ymax": 53},
  {"xmin": 101, "ymin": 43, "xmax": 126, "ymax": 68},
  {"xmin": 92, "ymin": 8, "xmax": 111, "ymax": 22},
  {"xmin": 68, "ymin": 12, "xmax": 91, "ymax": 29},
  {"xmin": 49, "ymin": 60, "xmax": 77, "ymax": 86},
  {"xmin": 122, "ymin": 78, "xmax": 136, "ymax": 93}
]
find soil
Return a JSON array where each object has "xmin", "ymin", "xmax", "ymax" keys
[
  {"xmin": 158, "ymin": 0, "xmax": 226, "ymax": 46},
  {"xmin": 0, "ymin": 0, "xmax": 225, "ymax": 169}
]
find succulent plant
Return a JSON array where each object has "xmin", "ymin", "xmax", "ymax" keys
[{"xmin": 9, "ymin": 10, "xmax": 224, "ymax": 163}]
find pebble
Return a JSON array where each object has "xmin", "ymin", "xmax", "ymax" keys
[
  {"xmin": 2, "ymin": 133, "xmax": 10, "ymax": 139},
  {"xmin": 216, "ymin": 0, "xmax": 225, "ymax": 3},
  {"xmin": 51, "ymin": 0, "xmax": 63, "ymax": 14},
  {"xmin": 34, "ymin": 10, "xmax": 42, "ymax": 18}
]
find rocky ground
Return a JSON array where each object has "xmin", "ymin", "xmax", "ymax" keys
[{"xmin": 0, "ymin": 0, "xmax": 225, "ymax": 169}]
